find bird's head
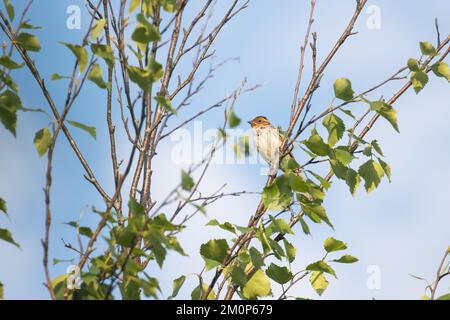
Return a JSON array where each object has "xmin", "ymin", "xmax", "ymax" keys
[{"xmin": 248, "ymin": 116, "xmax": 271, "ymax": 128}]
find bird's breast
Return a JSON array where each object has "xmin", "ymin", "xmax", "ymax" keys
[{"xmin": 253, "ymin": 126, "xmax": 281, "ymax": 164}]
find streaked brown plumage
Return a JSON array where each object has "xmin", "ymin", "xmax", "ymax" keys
[
  {"xmin": 248, "ymin": 116, "xmax": 300, "ymax": 175},
  {"xmin": 248, "ymin": 116, "xmax": 282, "ymax": 174}
]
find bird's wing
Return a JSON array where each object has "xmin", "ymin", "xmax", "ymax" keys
[{"xmin": 277, "ymin": 129, "xmax": 301, "ymax": 172}]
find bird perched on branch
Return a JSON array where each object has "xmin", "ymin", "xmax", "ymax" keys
[{"xmin": 248, "ymin": 116, "xmax": 300, "ymax": 175}]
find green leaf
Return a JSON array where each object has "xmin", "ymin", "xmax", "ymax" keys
[
  {"xmin": 0, "ymin": 281, "xmax": 3, "ymax": 299},
  {"xmin": 239, "ymin": 134, "xmax": 251, "ymax": 157},
  {"xmin": 17, "ymin": 33, "xmax": 41, "ymax": 52},
  {"xmin": 285, "ymin": 171, "xmax": 308, "ymax": 192},
  {"xmin": 141, "ymin": 0, "xmax": 154, "ymax": 17},
  {"xmin": 310, "ymin": 271, "xmax": 328, "ymax": 296},
  {"xmin": 330, "ymin": 159, "xmax": 348, "ymax": 180},
  {"xmin": 67, "ymin": 120, "xmax": 96, "ymax": 140},
  {"xmin": 51, "ymin": 73, "xmax": 69, "ymax": 81},
  {"xmin": 0, "ymin": 90, "xmax": 21, "ymax": 136},
  {"xmin": 333, "ymin": 147, "xmax": 354, "ymax": 166},
  {"xmin": 206, "ymin": 219, "xmax": 236, "ymax": 234},
  {"xmin": 116, "ymin": 228, "xmax": 137, "ymax": 248},
  {"xmin": 151, "ymin": 214, "xmax": 178, "ymax": 231},
  {"xmin": 299, "ymin": 216, "xmax": 310, "ymax": 235},
  {"xmin": 419, "ymin": 41, "xmax": 437, "ymax": 56},
  {"xmin": 378, "ymin": 157, "xmax": 391, "ymax": 182},
  {"xmin": 431, "ymin": 62, "xmax": 450, "ymax": 81},
  {"xmin": 51, "ymin": 274, "xmax": 68, "ymax": 299},
  {"xmin": 231, "ymin": 266, "xmax": 248, "ymax": 288},
  {"xmin": 191, "ymin": 283, "xmax": 215, "ymax": 300},
  {"xmin": 217, "ymin": 128, "xmax": 227, "ymax": 140},
  {"xmin": 233, "ymin": 143, "xmax": 243, "ymax": 159},
  {"xmin": 19, "ymin": 22, "xmax": 41, "ymax": 30},
  {"xmin": 138, "ymin": 276, "xmax": 160, "ymax": 299},
  {"xmin": 52, "ymin": 258, "xmax": 63, "ymax": 265},
  {"xmin": 242, "ymin": 269, "xmax": 271, "ymax": 299},
  {"xmin": 90, "ymin": 18, "xmax": 106, "ymax": 40},
  {"xmin": 332, "ymin": 254, "xmax": 359, "ymax": 263},
  {"xmin": 266, "ymin": 263, "xmax": 293, "ymax": 284},
  {"xmin": 161, "ymin": 0, "xmax": 179, "ymax": 12},
  {"xmin": 369, "ymin": 101, "xmax": 399, "ymax": 132},
  {"xmin": 358, "ymin": 159, "xmax": 385, "ymax": 193},
  {"xmin": 333, "ymin": 77, "xmax": 354, "ymax": 101},
  {"xmin": 64, "ymin": 221, "xmax": 93, "ymax": 238},
  {"xmin": 192, "ymin": 203, "xmax": 206, "ymax": 215},
  {"xmin": 127, "ymin": 59, "xmax": 163, "ymax": 91},
  {"xmin": 0, "ymin": 55, "xmax": 23, "ymax": 69},
  {"xmin": 3, "ymin": 0, "xmax": 14, "ymax": 21},
  {"xmin": 129, "ymin": 201, "xmax": 146, "ymax": 231},
  {"xmin": 19, "ymin": 107, "xmax": 45, "ymax": 114},
  {"xmin": 87, "ymin": 63, "xmax": 107, "ymax": 89},
  {"xmin": 304, "ymin": 180, "xmax": 326, "ymax": 202},
  {"xmin": 127, "ymin": 44, "xmax": 144, "ymax": 60},
  {"xmin": 234, "ymin": 135, "xmax": 251, "ymax": 159},
  {"xmin": 269, "ymin": 216, "xmax": 294, "ymax": 235},
  {"xmin": 129, "ymin": 0, "xmax": 140, "ymax": 13},
  {"xmin": 0, "ymin": 228, "xmax": 20, "ymax": 248},
  {"xmin": 345, "ymin": 168, "xmax": 361, "ymax": 196},
  {"xmin": 33, "ymin": 127, "xmax": 52, "ymax": 157},
  {"xmin": 323, "ymin": 237, "xmax": 347, "ymax": 253},
  {"xmin": 340, "ymin": 108, "xmax": 355, "ymax": 119},
  {"xmin": 301, "ymin": 146, "xmax": 316, "ymax": 158},
  {"xmin": 91, "ymin": 44, "xmax": 115, "ymax": 68},
  {"xmin": 0, "ymin": 68, "xmax": 18, "ymax": 91},
  {"xmin": 257, "ymin": 224, "xmax": 271, "ymax": 254},
  {"xmin": 143, "ymin": 230, "xmax": 167, "ymax": 267},
  {"xmin": 132, "ymin": 14, "xmax": 161, "ymax": 51},
  {"xmin": 262, "ymin": 176, "xmax": 293, "ymax": 210},
  {"xmin": 155, "ymin": 95, "xmax": 176, "ymax": 114},
  {"xmin": 120, "ymin": 278, "xmax": 141, "ymax": 300},
  {"xmin": 322, "ymin": 113, "xmax": 345, "ymax": 147},
  {"xmin": 268, "ymin": 239, "xmax": 285, "ymax": 260},
  {"xmin": 249, "ymin": 247, "xmax": 265, "ymax": 269},
  {"xmin": 227, "ymin": 108, "xmax": 241, "ymax": 128},
  {"xmin": 371, "ymin": 140, "xmax": 384, "ymax": 156},
  {"xmin": 304, "ymin": 129, "xmax": 330, "ymax": 156},
  {"xmin": 306, "ymin": 260, "xmax": 336, "ymax": 278},
  {"xmin": 181, "ymin": 170, "xmax": 194, "ymax": 191},
  {"xmin": 283, "ymin": 240, "xmax": 296, "ymax": 263},
  {"xmin": 301, "ymin": 202, "xmax": 333, "ymax": 228},
  {"xmin": 407, "ymin": 58, "xmax": 420, "ymax": 71},
  {"xmin": 308, "ymin": 170, "xmax": 332, "ymax": 190},
  {"xmin": 0, "ymin": 197, "xmax": 7, "ymax": 215},
  {"xmin": 200, "ymin": 239, "xmax": 229, "ymax": 269},
  {"xmin": 437, "ymin": 293, "xmax": 450, "ymax": 300},
  {"xmin": 238, "ymin": 251, "xmax": 251, "ymax": 264},
  {"xmin": 410, "ymin": 274, "xmax": 426, "ymax": 281},
  {"xmin": 128, "ymin": 197, "xmax": 145, "ymax": 216},
  {"xmin": 79, "ymin": 226, "xmax": 93, "ymax": 238},
  {"xmin": 61, "ymin": 42, "xmax": 89, "ymax": 73},
  {"xmin": 362, "ymin": 145, "xmax": 372, "ymax": 157},
  {"xmin": 411, "ymin": 70, "xmax": 429, "ymax": 94},
  {"xmin": 280, "ymin": 155, "xmax": 300, "ymax": 171},
  {"xmin": 168, "ymin": 275, "xmax": 186, "ymax": 299}
]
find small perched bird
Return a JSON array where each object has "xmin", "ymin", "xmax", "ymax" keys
[{"xmin": 248, "ymin": 116, "xmax": 288, "ymax": 175}]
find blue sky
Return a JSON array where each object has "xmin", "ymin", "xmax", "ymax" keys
[{"xmin": 0, "ymin": 0, "xmax": 449, "ymax": 299}]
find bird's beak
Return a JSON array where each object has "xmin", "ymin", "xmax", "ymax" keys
[{"xmin": 247, "ymin": 120, "xmax": 252, "ymax": 125}]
